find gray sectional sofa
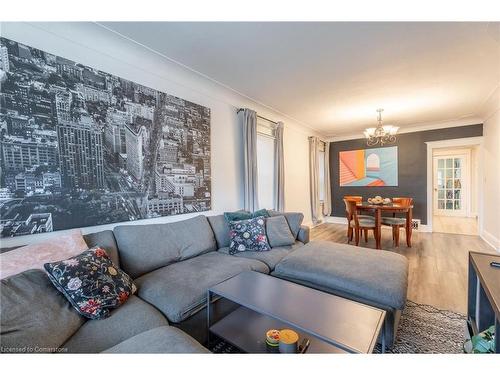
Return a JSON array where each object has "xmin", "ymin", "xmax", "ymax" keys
[
  {"xmin": 1, "ymin": 211, "xmax": 408, "ymax": 353},
  {"xmin": 1, "ymin": 268, "xmax": 208, "ymax": 353},
  {"xmin": 115, "ymin": 213, "xmax": 310, "ymax": 344},
  {"xmin": 0, "ymin": 212, "xmax": 309, "ymax": 353}
]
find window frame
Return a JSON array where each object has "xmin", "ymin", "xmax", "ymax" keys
[{"xmin": 256, "ymin": 118, "xmax": 278, "ymax": 210}]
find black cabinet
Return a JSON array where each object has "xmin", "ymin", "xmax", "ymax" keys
[{"xmin": 467, "ymin": 251, "xmax": 500, "ymax": 353}]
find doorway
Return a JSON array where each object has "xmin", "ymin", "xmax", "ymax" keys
[
  {"xmin": 432, "ymin": 146, "xmax": 478, "ymax": 235},
  {"xmin": 433, "ymin": 154, "xmax": 467, "ymax": 216}
]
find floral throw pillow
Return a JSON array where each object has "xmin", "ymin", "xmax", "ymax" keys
[
  {"xmin": 44, "ymin": 247, "xmax": 136, "ymax": 320},
  {"xmin": 228, "ymin": 216, "xmax": 271, "ymax": 254}
]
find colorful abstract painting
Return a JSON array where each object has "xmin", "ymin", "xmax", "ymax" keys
[{"xmin": 339, "ymin": 146, "xmax": 398, "ymax": 186}]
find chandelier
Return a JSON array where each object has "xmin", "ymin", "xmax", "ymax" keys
[{"xmin": 364, "ymin": 109, "xmax": 399, "ymax": 147}]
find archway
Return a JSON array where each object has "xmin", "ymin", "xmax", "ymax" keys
[{"xmin": 366, "ymin": 153, "xmax": 380, "ymax": 171}]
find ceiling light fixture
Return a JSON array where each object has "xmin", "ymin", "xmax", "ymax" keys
[{"xmin": 364, "ymin": 108, "xmax": 399, "ymax": 147}]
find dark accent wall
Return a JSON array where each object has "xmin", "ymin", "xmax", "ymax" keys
[{"xmin": 329, "ymin": 124, "xmax": 483, "ymax": 224}]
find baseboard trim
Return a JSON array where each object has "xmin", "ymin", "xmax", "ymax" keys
[
  {"xmin": 324, "ymin": 216, "xmax": 347, "ymax": 225},
  {"xmin": 324, "ymin": 216, "xmax": 431, "ymax": 232},
  {"xmin": 418, "ymin": 224, "xmax": 432, "ymax": 233},
  {"xmin": 480, "ymin": 229, "xmax": 500, "ymax": 252}
]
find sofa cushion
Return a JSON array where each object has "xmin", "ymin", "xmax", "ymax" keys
[
  {"xmin": 228, "ymin": 216, "xmax": 270, "ymax": 254},
  {"xmin": 223, "ymin": 209, "xmax": 269, "ymax": 222},
  {"xmin": 207, "ymin": 214, "xmax": 231, "ymax": 248},
  {"xmin": 218, "ymin": 241, "xmax": 304, "ymax": 270},
  {"xmin": 62, "ymin": 295, "xmax": 168, "ymax": 353},
  {"xmin": 113, "ymin": 215, "xmax": 217, "ymax": 278},
  {"xmin": 134, "ymin": 252, "xmax": 269, "ymax": 323},
  {"xmin": 267, "ymin": 210, "xmax": 304, "ymax": 239},
  {"xmin": 0, "ymin": 229, "xmax": 88, "ymax": 280},
  {"xmin": 272, "ymin": 240, "xmax": 408, "ymax": 309},
  {"xmin": 1, "ymin": 269, "xmax": 85, "ymax": 353},
  {"xmin": 83, "ymin": 230, "xmax": 120, "ymax": 267},
  {"xmin": 297, "ymin": 225, "xmax": 310, "ymax": 244},
  {"xmin": 266, "ymin": 216, "xmax": 296, "ymax": 247},
  {"xmin": 102, "ymin": 326, "xmax": 210, "ymax": 353},
  {"xmin": 44, "ymin": 247, "xmax": 136, "ymax": 319}
]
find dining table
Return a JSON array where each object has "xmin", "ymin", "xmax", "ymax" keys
[{"xmin": 356, "ymin": 201, "xmax": 414, "ymax": 249}]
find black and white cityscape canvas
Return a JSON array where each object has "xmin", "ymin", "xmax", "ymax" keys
[{"xmin": 0, "ymin": 37, "xmax": 211, "ymax": 238}]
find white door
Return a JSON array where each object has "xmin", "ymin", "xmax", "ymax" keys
[{"xmin": 433, "ymin": 155, "xmax": 468, "ymax": 216}]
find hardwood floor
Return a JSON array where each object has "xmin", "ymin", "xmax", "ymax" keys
[
  {"xmin": 433, "ymin": 215, "xmax": 478, "ymax": 235},
  {"xmin": 311, "ymin": 223, "xmax": 497, "ymax": 314}
]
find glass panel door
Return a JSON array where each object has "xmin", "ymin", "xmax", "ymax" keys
[{"xmin": 433, "ymin": 155, "xmax": 466, "ymax": 216}]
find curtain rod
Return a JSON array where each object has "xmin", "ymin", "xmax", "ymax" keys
[{"xmin": 236, "ymin": 108, "xmax": 278, "ymax": 125}]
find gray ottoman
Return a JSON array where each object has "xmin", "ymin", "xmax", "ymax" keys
[{"xmin": 272, "ymin": 240, "xmax": 409, "ymax": 349}]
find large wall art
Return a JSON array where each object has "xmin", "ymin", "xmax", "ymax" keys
[
  {"xmin": 339, "ymin": 146, "xmax": 398, "ymax": 187},
  {"xmin": 0, "ymin": 37, "xmax": 211, "ymax": 238}
]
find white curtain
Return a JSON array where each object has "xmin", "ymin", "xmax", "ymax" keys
[
  {"xmin": 274, "ymin": 121, "xmax": 285, "ymax": 211},
  {"xmin": 323, "ymin": 141, "xmax": 332, "ymax": 216},
  {"xmin": 239, "ymin": 108, "xmax": 259, "ymax": 211},
  {"xmin": 309, "ymin": 136, "xmax": 321, "ymax": 225}
]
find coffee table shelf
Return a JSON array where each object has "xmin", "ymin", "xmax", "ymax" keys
[
  {"xmin": 210, "ymin": 306, "xmax": 347, "ymax": 353},
  {"xmin": 207, "ymin": 271, "xmax": 386, "ymax": 354}
]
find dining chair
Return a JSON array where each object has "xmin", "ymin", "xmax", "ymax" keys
[
  {"xmin": 381, "ymin": 197, "xmax": 413, "ymax": 247},
  {"xmin": 343, "ymin": 196, "xmax": 374, "ymax": 242},
  {"xmin": 343, "ymin": 199, "xmax": 376, "ymax": 246}
]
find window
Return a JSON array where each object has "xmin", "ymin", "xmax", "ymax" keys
[
  {"xmin": 318, "ymin": 141, "xmax": 326, "ymax": 202},
  {"xmin": 256, "ymin": 119, "xmax": 276, "ymax": 210}
]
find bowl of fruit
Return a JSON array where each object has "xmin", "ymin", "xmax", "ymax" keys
[{"xmin": 368, "ymin": 196, "xmax": 391, "ymax": 205}]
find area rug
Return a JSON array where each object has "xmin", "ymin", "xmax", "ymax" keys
[
  {"xmin": 374, "ymin": 300, "xmax": 467, "ymax": 353},
  {"xmin": 209, "ymin": 300, "xmax": 467, "ymax": 354}
]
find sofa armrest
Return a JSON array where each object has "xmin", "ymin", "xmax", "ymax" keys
[{"xmin": 297, "ymin": 225, "xmax": 310, "ymax": 244}]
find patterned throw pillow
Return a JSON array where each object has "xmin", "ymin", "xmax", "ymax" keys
[
  {"xmin": 44, "ymin": 247, "xmax": 136, "ymax": 320},
  {"xmin": 228, "ymin": 216, "xmax": 271, "ymax": 254}
]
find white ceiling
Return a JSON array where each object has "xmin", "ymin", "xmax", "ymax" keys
[{"xmin": 99, "ymin": 22, "xmax": 500, "ymax": 136}]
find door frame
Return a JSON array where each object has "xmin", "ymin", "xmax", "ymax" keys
[
  {"xmin": 425, "ymin": 136, "xmax": 483, "ymax": 233},
  {"xmin": 432, "ymin": 150, "xmax": 470, "ymax": 217}
]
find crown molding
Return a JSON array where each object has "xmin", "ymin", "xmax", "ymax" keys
[
  {"xmin": 479, "ymin": 83, "xmax": 500, "ymax": 122},
  {"xmin": 326, "ymin": 116, "xmax": 484, "ymax": 142}
]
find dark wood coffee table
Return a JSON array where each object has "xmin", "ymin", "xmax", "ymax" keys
[{"xmin": 207, "ymin": 271, "xmax": 386, "ymax": 353}]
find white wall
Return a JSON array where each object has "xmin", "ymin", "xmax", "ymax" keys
[
  {"xmin": 0, "ymin": 22, "xmax": 321, "ymax": 247},
  {"xmin": 283, "ymin": 125, "xmax": 314, "ymax": 220},
  {"xmin": 480, "ymin": 84, "xmax": 500, "ymax": 251},
  {"xmin": 471, "ymin": 145, "xmax": 479, "ymax": 216}
]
